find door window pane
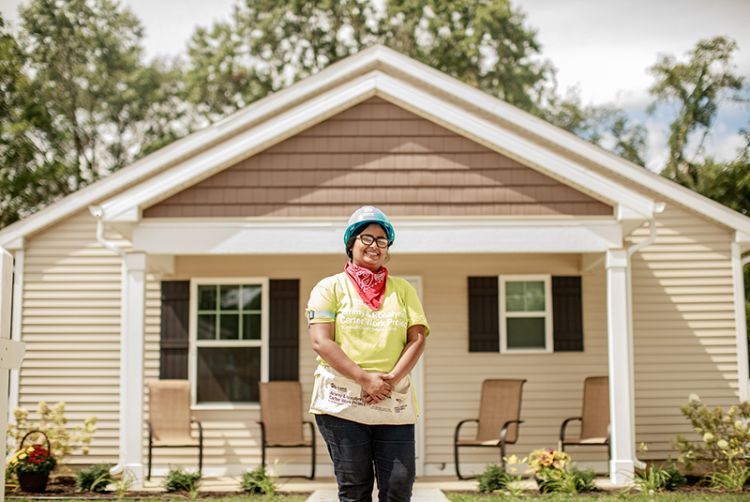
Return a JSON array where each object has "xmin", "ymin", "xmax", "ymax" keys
[{"xmin": 196, "ymin": 347, "xmax": 260, "ymax": 403}]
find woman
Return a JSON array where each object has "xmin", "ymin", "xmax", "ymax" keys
[{"xmin": 306, "ymin": 206, "xmax": 429, "ymax": 502}]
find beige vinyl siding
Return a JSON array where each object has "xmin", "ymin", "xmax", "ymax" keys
[
  {"xmin": 164, "ymin": 253, "xmax": 608, "ymax": 470},
  {"xmin": 627, "ymin": 204, "xmax": 738, "ymax": 460},
  {"xmin": 145, "ymin": 97, "xmax": 611, "ymax": 218},
  {"xmin": 20, "ymin": 210, "xmax": 160, "ymax": 465}
]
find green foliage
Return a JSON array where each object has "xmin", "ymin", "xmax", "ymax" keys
[
  {"xmin": 535, "ymin": 467, "xmax": 596, "ymax": 495},
  {"xmin": 163, "ymin": 466, "xmax": 201, "ymax": 493},
  {"xmin": 476, "ymin": 463, "xmax": 511, "ymax": 493},
  {"xmin": 6, "ymin": 439, "xmax": 57, "ymax": 475},
  {"xmin": 113, "ymin": 470, "xmax": 135, "ymax": 498},
  {"xmin": 705, "ymin": 461, "xmax": 750, "ymax": 492},
  {"xmin": 240, "ymin": 466, "xmax": 276, "ymax": 495},
  {"xmin": 0, "ymin": 0, "xmax": 186, "ymax": 228},
  {"xmin": 634, "ymin": 463, "xmax": 686, "ymax": 493},
  {"xmin": 675, "ymin": 394, "xmax": 750, "ymax": 471},
  {"xmin": 184, "ymin": 0, "xmax": 551, "ymax": 121},
  {"xmin": 75, "ymin": 463, "xmax": 114, "ymax": 493},
  {"xmin": 7, "ymin": 402, "xmax": 96, "ymax": 467},
  {"xmin": 528, "ymin": 449, "xmax": 596, "ymax": 494},
  {"xmin": 648, "ymin": 36, "xmax": 745, "ymax": 187}
]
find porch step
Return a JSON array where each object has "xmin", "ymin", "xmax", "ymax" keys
[{"xmin": 305, "ymin": 487, "xmax": 448, "ymax": 502}]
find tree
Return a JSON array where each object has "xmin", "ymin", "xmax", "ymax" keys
[
  {"xmin": 0, "ymin": 15, "xmax": 69, "ymax": 228},
  {"xmin": 0, "ymin": 0, "xmax": 185, "ymax": 227},
  {"xmin": 648, "ymin": 36, "xmax": 745, "ymax": 186},
  {"xmin": 541, "ymin": 83, "xmax": 647, "ymax": 166},
  {"xmin": 184, "ymin": 0, "xmax": 553, "ymax": 121}
]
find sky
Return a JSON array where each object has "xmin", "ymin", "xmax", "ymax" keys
[{"xmin": 1, "ymin": 0, "xmax": 748, "ymax": 171}]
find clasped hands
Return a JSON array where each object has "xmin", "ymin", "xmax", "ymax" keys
[{"xmin": 358, "ymin": 371, "xmax": 399, "ymax": 405}]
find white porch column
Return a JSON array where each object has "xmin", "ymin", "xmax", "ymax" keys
[
  {"xmin": 120, "ymin": 252, "xmax": 146, "ymax": 487},
  {"xmin": 605, "ymin": 249, "xmax": 635, "ymax": 485}
]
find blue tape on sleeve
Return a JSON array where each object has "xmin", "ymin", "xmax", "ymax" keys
[{"xmin": 306, "ymin": 309, "xmax": 336, "ymax": 320}]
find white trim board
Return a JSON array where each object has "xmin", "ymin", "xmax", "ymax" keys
[{"xmin": 132, "ymin": 218, "xmax": 623, "ymax": 254}]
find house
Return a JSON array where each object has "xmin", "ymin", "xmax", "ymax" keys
[{"xmin": 1, "ymin": 46, "xmax": 748, "ymax": 487}]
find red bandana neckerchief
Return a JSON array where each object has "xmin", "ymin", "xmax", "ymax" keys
[{"xmin": 344, "ymin": 261, "xmax": 388, "ymax": 311}]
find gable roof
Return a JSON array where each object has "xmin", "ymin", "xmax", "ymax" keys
[{"xmin": 1, "ymin": 45, "xmax": 748, "ymax": 249}]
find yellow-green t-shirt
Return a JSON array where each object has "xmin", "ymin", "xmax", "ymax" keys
[{"xmin": 306, "ymin": 272, "xmax": 430, "ymax": 373}]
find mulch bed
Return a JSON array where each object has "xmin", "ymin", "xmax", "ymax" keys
[{"xmin": 5, "ymin": 477, "xmax": 268, "ymax": 499}]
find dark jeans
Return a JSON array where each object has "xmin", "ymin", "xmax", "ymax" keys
[{"xmin": 315, "ymin": 414, "xmax": 415, "ymax": 502}]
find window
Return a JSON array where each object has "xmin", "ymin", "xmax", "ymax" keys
[
  {"xmin": 189, "ymin": 278, "xmax": 269, "ymax": 408},
  {"xmin": 499, "ymin": 275, "xmax": 552, "ymax": 352}
]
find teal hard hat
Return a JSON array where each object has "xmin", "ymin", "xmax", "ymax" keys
[{"xmin": 344, "ymin": 206, "xmax": 395, "ymax": 246}]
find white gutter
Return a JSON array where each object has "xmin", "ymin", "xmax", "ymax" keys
[
  {"xmin": 625, "ymin": 202, "xmax": 666, "ymax": 469},
  {"xmin": 89, "ymin": 206, "xmax": 127, "ymax": 476}
]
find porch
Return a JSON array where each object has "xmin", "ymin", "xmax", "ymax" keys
[{"xmin": 109, "ymin": 222, "xmax": 640, "ymax": 487}]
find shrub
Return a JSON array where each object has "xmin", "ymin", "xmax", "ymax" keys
[
  {"xmin": 528, "ymin": 448, "xmax": 571, "ymax": 480},
  {"xmin": 163, "ymin": 467, "xmax": 201, "ymax": 493},
  {"xmin": 528, "ymin": 448, "xmax": 596, "ymax": 494},
  {"xmin": 240, "ymin": 466, "xmax": 276, "ymax": 495},
  {"xmin": 536, "ymin": 468, "xmax": 595, "ymax": 494},
  {"xmin": 76, "ymin": 464, "xmax": 114, "ymax": 493},
  {"xmin": 7, "ymin": 402, "xmax": 96, "ymax": 467},
  {"xmin": 477, "ymin": 464, "xmax": 511, "ymax": 494},
  {"xmin": 705, "ymin": 462, "xmax": 750, "ymax": 492},
  {"xmin": 675, "ymin": 394, "xmax": 750, "ymax": 471},
  {"xmin": 634, "ymin": 463, "xmax": 686, "ymax": 493},
  {"xmin": 570, "ymin": 467, "xmax": 596, "ymax": 492}
]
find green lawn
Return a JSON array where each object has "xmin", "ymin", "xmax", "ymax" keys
[
  {"xmin": 447, "ymin": 493, "xmax": 750, "ymax": 501},
  {"xmin": 7, "ymin": 497, "xmax": 307, "ymax": 502}
]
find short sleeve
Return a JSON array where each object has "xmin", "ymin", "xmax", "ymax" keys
[
  {"xmin": 402, "ymin": 281, "xmax": 430, "ymax": 337},
  {"xmin": 305, "ymin": 276, "xmax": 338, "ymax": 324}
]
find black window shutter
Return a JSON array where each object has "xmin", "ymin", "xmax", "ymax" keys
[
  {"xmin": 552, "ymin": 276, "xmax": 584, "ymax": 352},
  {"xmin": 269, "ymin": 279, "xmax": 300, "ymax": 380},
  {"xmin": 160, "ymin": 281, "xmax": 190, "ymax": 379},
  {"xmin": 468, "ymin": 277, "xmax": 500, "ymax": 352}
]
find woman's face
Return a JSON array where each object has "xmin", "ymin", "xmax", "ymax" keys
[{"xmin": 351, "ymin": 223, "xmax": 388, "ymax": 271}]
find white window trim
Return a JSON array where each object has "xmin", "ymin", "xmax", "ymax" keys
[
  {"xmin": 189, "ymin": 277, "xmax": 270, "ymax": 410},
  {"xmin": 499, "ymin": 275, "xmax": 553, "ymax": 353}
]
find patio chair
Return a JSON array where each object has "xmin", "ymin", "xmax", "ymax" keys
[
  {"xmin": 558, "ymin": 376, "xmax": 610, "ymax": 459},
  {"xmin": 258, "ymin": 381, "xmax": 316, "ymax": 480},
  {"xmin": 147, "ymin": 380, "xmax": 203, "ymax": 480},
  {"xmin": 453, "ymin": 379, "xmax": 526, "ymax": 480}
]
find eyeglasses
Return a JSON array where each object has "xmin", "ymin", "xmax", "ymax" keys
[{"xmin": 357, "ymin": 234, "xmax": 389, "ymax": 248}]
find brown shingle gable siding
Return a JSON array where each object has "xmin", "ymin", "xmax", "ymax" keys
[{"xmin": 144, "ymin": 98, "xmax": 612, "ymax": 218}]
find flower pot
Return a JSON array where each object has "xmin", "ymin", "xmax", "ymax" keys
[{"xmin": 18, "ymin": 471, "xmax": 50, "ymax": 492}]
